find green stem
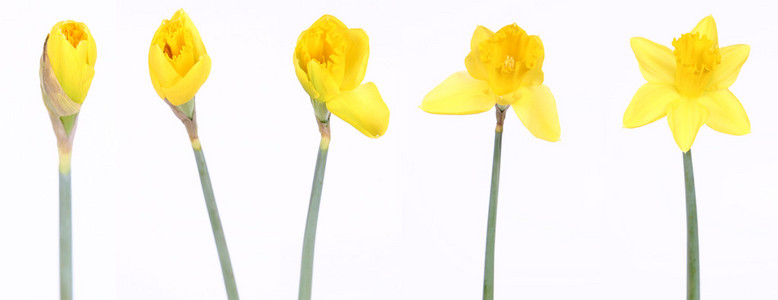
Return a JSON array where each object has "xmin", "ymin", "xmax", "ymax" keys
[
  {"xmin": 59, "ymin": 152, "xmax": 72, "ymax": 300},
  {"xmin": 191, "ymin": 139, "xmax": 239, "ymax": 300},
  {"xmin": 484, "ymin": 108, "xmax": 505, "ymax": 300},
  {"xmin": 683, "ymin": 150, "xmax": 699, "ymax": 300},
  {"xmin": 299, "ymin": 124, "xmax": 331, "ymax": 300}
]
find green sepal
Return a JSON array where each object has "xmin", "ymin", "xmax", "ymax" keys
[
  {"xmin": 311, "ymin": 99, "xmax": 330, "ymax": 123},
  {"xmin": 60, "ymin": 114, "xmax": 78, "ymax": 137},
  {"xmin": 176, "ymin": 97, "xmax": 196, "ymax": 119}
]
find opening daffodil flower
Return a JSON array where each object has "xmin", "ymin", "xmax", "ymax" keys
[
  {"xmin": 149, "ymin": 9, "xmax": 211, "ymax": 107},
  {"xmin": 421, "ymin": 23, "xmax": 561, "ymax": 142},
  {"xmin": 294, "ymin": 15, "xmax": 390, "ymax": 138},
  {"xmin": 624, "ymin": 15, "xmax": 751, "ymax": 152}
]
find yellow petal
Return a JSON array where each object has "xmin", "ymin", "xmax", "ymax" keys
[
  {"xmin": 510, "ymin": 84, "xmax": 561, "ymax": 142},
  {"xmin": 167, "ymin": 37, "xmax": 196, "ymax": 77},
  {"xmin": 178, "ymin": 9, "xmax": 208, "ymax": 59},
  {"xmin": 420, "ymin": 71, "xmax": 495, "ymax": 115},
  {"xmin": 528, "ymin": 35, "xmax": 545, "ymax": 70},
  {"xmin": 521, "ymin": 68, "xmax": 544, "ymax": 87},
  {"xmin": 699, "ymin": 89, "xmax": 750, "ymax": 135},
  {"xmin": 326, "ymin": 82, "xmax": 389, "ymax": 138},
  {"xmin": 64, "ymin": 22, "xmax": 97, "ymax": 67},
  {"xmin": 340, "ymin": 29, "xmax": 369, "ymax": 91},
  {"xmin": 667, "ymin": 99, "xmax": 708, "ymax": 152},
  {"xmin": 148, "ymin": 9, "xmax": 210, "ymax": 104},
  {"xmin": 308, "ymin": 61, "xmax": 341, "ymax": 102},
  {"xmin": 74, "ymin": 41, "xmax": 96, "ymax": 104},
  {"xmin": 40, "ymin": 43, "xmax": 82, "ymax": 117},
  {"xmin": 691, "ymin": 15, "xmax": 718, "ymax": 48},
  {"xmin": 59, "ymin": 44, "xmax": 85, "ymax": 104},
  {"xmin": 47, "ymin": 22, "xmax": 93, "ymax": 104},
  {"xmin": 165, "ymin": 55, "xmax": 211, "ymax": 106},
  {"xmin": 465, "ymin": 26, "xmax": 493, "ymax": 80},
  {"xmin": 623, "ymin": 83, "xmax": 680, "ymax": 128},
  {"xmin": 708, "ymin": 44, "xmax": 749, "ymax": 91},
  {"xmin": 148, "ymin": 44, "xmax": 183, "ymax": 99},
  {"xmin": 630, "ymin": 37, "xmax": 675, "ymax": 84},
  {"xmin": 294, "ymin": 56, "xmax": 318, "ymax": 99},
  {"xmin": 471, "ymin": 26, "xmax": 494, "ymax": 52}
]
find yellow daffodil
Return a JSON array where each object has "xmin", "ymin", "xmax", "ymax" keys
[
  {"xmin": 421, "ymin": 24, "xmax": 560, "ymax": 142},
  {"xmin": 149, "ymin": 9, "xmax": 211, "ymax": 106},
  {"xmin": 39, "ymin": 21, "xmax": 97, "ymax": 300},
  {"xmin": 147, "ymin": 11, "xmax": 240, "ymax": 299},
  {"xmin": 41, "ymin": 20, "xmax": 96, "ymax": 117},
  {"xmin": 294, "ymin": 15, "xmax": 389, "ymax": 138},
  {"xmin": 624, "ymin": 16, "xmax": 750, "ymax": 152}
]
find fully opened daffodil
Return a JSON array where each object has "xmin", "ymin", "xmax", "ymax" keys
[
  {"xmin": 39, "ymin": 20, "xmax": 96, "ymax": 300},
  {"xmin": 147, "ymin": 9, "xmax": 239, "ymax": 300},
  {"xmin": 624, "ymin": 15, "xmax": 750, "ymax": 152},
  {"xmin": 623, "ymin": 16, "xmax": 750, "ymax": 300},
  {"xmin": 294, "ymin": 15, "xmax": 389, "ymax": 300},
  {"xmin": 420, "ymin": 23, "xmax": 561, "ymax": 300},
  {"xmin": 421, "ymin": 24, "xmax": 560, "ymax": 142}
]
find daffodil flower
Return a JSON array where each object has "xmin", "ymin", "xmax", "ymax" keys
[
  {"xmin": 149, "ymin": 9, "xmax": 211, "ymax": 118},
  {"xmin": 39, "ymin": 20, "xmax": 97, "ymax": 300},
  {"xmin": 294, "ymin": 14, "xmax": 389, "ymax": 138},
  {"xmin": 294, "ymin": 15, "xmax": 389, "ymax": 300},
  {"xmin": 624, "ymin": 15, "xmax": 750, "ymax": 152},
  {"xmin": 44, "ymin": 21, "xmax": 96, "ymax": 108},
  {"xmin": 420, "ymin": 23, "xmax": 560, "ymax": 300},
  {"xmin": 147, "ymin": 9, "xmax": 238, "ymax": 300},
  {"xmin": 40, "ymin": 20, "xmax": 97, "ymax": 139},
  {"xmin": 421, "ymin": 24, "xmax": 560, "ymax": 142},
  {"xmin": 624, "ymin": 16, "xmax": 751, "ymax": 300}
]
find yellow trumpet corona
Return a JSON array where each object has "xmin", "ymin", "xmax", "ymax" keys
[
  {"xmin": 421, "ymin": 24, "xmax": 561, "ymax": 142},
  {"xmin": 624, "ymin": 16, "xmax": 750, "ymax": 152},
  {"xmin": 149, "ymin": 9, "xmax": 211, "ymax": 106},
  {"xmin": 294, "ymin": 15, "xmax": 389, "ymax": 138}
]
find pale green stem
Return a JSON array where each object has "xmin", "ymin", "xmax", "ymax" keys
[
  {"xmin": 191, "ymin": 139, "xmax": 239, "ymax": 300},
  {"xmin": 484, "ymin": 107, "xmax": 505, "ymax": 300},
  {"xmin": 683, "ymin": 150, "xmax": 699, "ymax": 300},
  {"xmin": 59, "ymin": 151, "xmax": 72, "ymax": 300},
  {"xmin": 299, "ymin": 123, "xmax": 331, "ymax": 300}
]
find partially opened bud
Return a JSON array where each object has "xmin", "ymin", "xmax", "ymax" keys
[
  {"xmin": 40, "ymin": 20, "xmax": 97, "ymax": 119},
  {"xmin": 148, "ymin": 8, "xmax": 211, "ymax": 117},
  {"xmin": 293, "ymin": 15, "xmax": 389, "ymax": 138}
]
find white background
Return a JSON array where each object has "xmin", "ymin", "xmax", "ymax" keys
[{"xmin": 0, "ymin": 0, "xmax": 776, "ymax": 299}]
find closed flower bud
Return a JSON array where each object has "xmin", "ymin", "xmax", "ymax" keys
[
  {"xmin": 148, "ymin": 9, "xmax": 211, "ymax": 109},
  {"xmin": 40, "ymin": 20, "xmax": 96, "ymax": 118}
]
